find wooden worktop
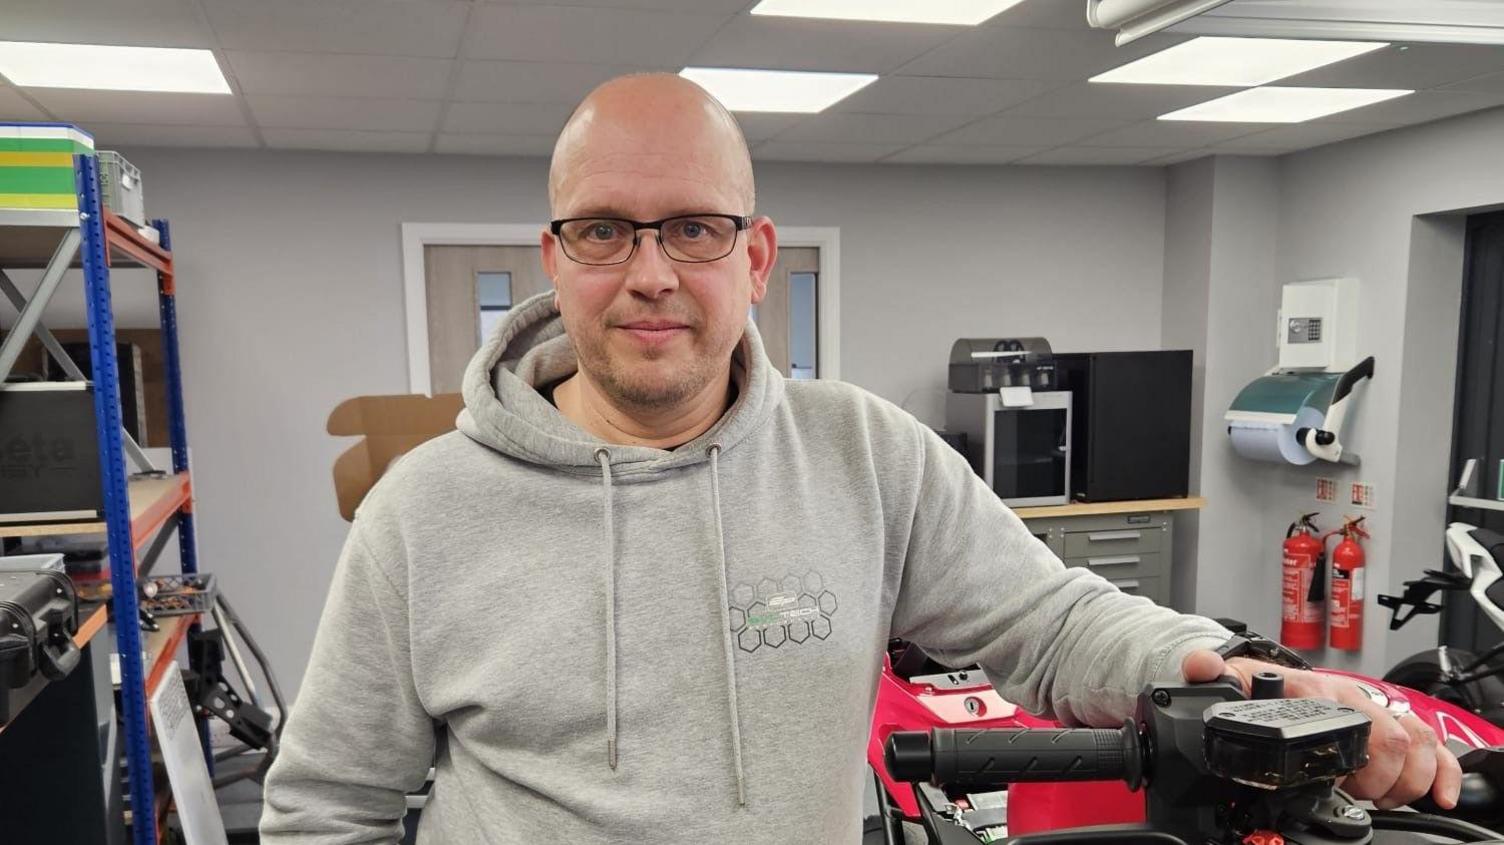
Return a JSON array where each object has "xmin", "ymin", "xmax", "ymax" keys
[{"xmin": 1011, "ymin": 496, "xmax": 1206, "ymax": 520}]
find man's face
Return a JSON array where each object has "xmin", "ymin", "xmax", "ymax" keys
[{"xmin": 542, "ymin": 140, "xmax": 776, "ymax": 410}]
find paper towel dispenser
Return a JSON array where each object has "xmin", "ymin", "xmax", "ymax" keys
[
  {"xmin": 1226, "ymin": 357, "xmax": 1374, "ymax": 466},
  {"xmin": 1225, "ymin": 277, "xmax": 1372, "ymax": 466}
]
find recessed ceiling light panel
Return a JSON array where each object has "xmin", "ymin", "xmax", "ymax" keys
[
  {"xmin": 0, "ymin": 41, "xmax": 231, "ymax": 93},
  {"xmin": 679, "ymin": 67, "xmax": 878, "ymax": 113},
  {"xmin": 750, "ymin": 0, "xmax": 1028, "ymax": 26},
  {"xmin": 1158, "ymin": 86, "xmax": 1411, "ymax": 122},
  {"xmin": 1092, "ymin": 36, "xmax": 1387, "ymax": 86}
]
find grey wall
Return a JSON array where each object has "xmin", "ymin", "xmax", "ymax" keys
[
  {"xmin": 36, "ymin": 149, "xmax": 1170, "ymax": 696},
  {"xmin": 1185, "ymin": 106, "xmax": 1504, "ymax": 676}
]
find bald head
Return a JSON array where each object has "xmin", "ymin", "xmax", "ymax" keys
[{"xmin": 548, "ymin": 73, "xmax": 755, "ymax": 217}]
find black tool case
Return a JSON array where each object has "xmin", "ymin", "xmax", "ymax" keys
[{"xmin": 0, "ymin": 567, "xmax": 82, "ymax": 724}]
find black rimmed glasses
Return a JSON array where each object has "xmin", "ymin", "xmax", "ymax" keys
[{"xmin": 549, "ymin": 214, "xmax": 752, "ymax": 266}]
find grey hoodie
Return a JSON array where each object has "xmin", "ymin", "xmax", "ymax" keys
[{"xmin": 261, "ymin": 293, "xmax": 1231, "ymax": 843}]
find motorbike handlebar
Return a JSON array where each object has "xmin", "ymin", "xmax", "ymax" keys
[{"xmin": 885, "ymin": 722, "xmax": 1142, "ymax": 789}]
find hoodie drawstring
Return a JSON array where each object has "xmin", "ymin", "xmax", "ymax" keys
[
  {"xmin": 595, "ymin": 448, "xmax": 619, "ymax": 771},
  {"xmin": 708, "ymin": 444, "xmax": 749, "ymax": 807},
  {"xmin": 594, "ymin": 444, "xmax": 747, "ymax": 807}
]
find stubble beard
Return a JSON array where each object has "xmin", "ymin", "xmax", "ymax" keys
[{"xmin": 573, "ymin": 319, "xmax": 738, "ymax": 411}]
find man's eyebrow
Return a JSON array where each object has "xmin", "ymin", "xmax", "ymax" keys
[{"xmin": 560, "ymin": 206, "xmax": 731, "ymax": 220}]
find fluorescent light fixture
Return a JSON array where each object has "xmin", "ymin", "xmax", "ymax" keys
[
  {"xmin": 751, "ymin": 0, "xmax": 1027, "ymax": 26},
  {"xmin": 0, "ymin": 41, "xmax": 231, "ymax": 93},
  {"xmin": 1159, "ymin": 86, "xmax": 1410, "ymax": 122},
  {"xmin": 679, "ymin": 67, "xmax": 877, "ymax": 113},
  {"xmin": 1092, "ymin": 36, "xmax": 1386, "ymax": 86}
]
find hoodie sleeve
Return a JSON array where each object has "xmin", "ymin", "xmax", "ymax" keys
[
  {"xmin": 259, "ymin": 518, "xmax": 434, "ymax": 844},
  {"xmin": 888, "ymin": 422, "xmax": 1231, "ymax": 726}
]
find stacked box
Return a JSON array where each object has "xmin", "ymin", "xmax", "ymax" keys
[{"xmin": 0, "ymin": 123, "xmax": 95, "ymax": 211}]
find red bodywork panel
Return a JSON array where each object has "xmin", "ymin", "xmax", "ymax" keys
[{"xmin": 869, "ymin": 656, "xmax": 1504, "ymax": 835}]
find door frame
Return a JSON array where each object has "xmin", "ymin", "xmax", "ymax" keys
[{"xmin": 400, "ymin": 221, "xmax": 841, "ymax": 394}]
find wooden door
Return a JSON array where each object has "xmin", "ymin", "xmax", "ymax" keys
[
  {"xmin": 756, "ymin": 247, "xmax": 819, "ymax": 378},
  {"xmin": 423, "ymin": 245, "xmax": 549, "ymax": 394}
]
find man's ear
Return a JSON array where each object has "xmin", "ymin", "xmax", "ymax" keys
[
  {"xmin": 746, "ymin": 216, "xmax": 777, "ymax": 305},
  {"xmin": 540, "ymin": 228, "xmax": 560, "ymax": 284}
]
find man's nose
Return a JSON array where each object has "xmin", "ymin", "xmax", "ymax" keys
[{"xmin": 622, "ymin": 230, "xmax": 679, "ymax": 299}]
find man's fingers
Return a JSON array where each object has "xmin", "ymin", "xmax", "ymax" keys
[
  {"xmin": 1309, "ymin": 680, "xmax": 1409, "ymax": 803},
  {"xmin": 1430, "ymin": 739, "xmax": 1463, "ymax": 810},
  {"xmin": 1180, "ymin": 649, "xmax": 1230, "ymax": 684},
  {"xmin": 1373, "ymin": 715, "xmax": 1438, "ymax": 810}
]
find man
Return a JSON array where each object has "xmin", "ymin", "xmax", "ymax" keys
[{"xmin": 261, "ymin": 74, "xmax": 1458, "ymax": 843}]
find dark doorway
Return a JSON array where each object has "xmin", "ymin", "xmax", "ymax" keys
[{"xmin": 1444, "ymin": 210, "xmax": 1504, "ymax": 652}]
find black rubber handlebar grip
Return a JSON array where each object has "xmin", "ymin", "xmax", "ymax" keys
[{"xmin": 886, "ymin": 726, "xmax": 1137, "ymax": 788}]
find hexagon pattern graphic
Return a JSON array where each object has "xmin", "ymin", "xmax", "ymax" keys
[{"xmin": 727, "ymin": 570, "xmax": 837, "ymax": 653}]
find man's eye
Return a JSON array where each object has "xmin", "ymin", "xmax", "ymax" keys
[
  {"xmin": 588, "ymin": 223, "xmax": 620, "ymax": 240},
  {"xmin": 681, "ymin": 222, "xmax": 705, "ymax": 239}
]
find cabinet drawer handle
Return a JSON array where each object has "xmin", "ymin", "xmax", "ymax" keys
[
  {"xmin": 1087, "ymin": 530, "xmax": 1141, "ymax": 542},
  {"xmin": 1088, "ymin": 556, "xmax": 1140, "ymax": 567},
  {"xmin": 1111, "ymin": 579, "xmax": 1141, "ymax": 592}
]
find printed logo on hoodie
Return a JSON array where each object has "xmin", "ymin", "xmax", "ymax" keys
[{"xmin": 727, "ymin": 571, "xmax": 837, "ymax": 653}]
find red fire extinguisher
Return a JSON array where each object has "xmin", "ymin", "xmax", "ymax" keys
[
  {"xmin": 1329, "ymin": 516, "xmax": 1368, "ymax": 652},
  {"xmin": 1282, "ymin": 513, "xmax": 1326, "ymax": 650}
]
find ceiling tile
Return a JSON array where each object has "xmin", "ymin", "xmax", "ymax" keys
[
  {"xmin": 263, "ymin": 128, "xmax": 431, "ymax": 153},
  {"xmin": 202, "ymin": 0, "xmax": 470, "ymax": 57},
  {"xmin": 1317, "ymin": 89, "xmax": 1504, "ymax": 125},
  {"xmin": 1278, "ymin": 44, "xmax": 1504, "ymax": 91},
  {"xmin": 247, "ymin": 94, "xmax": 441, "ymax": 131},
  {"xmin": 753, "ymin": 141, "xmax": 905, "ymax": 162},
  {"xmin": 85, "ymin": 123, "xmax": 259, "ymax": 148},
  {"xmin": 481, "ymin": 0, "xmax": 749, "ymax": 10},
  {"xmin": 441, "ymin": 101, "xmax": 574, "ymax": 135},
  {"xmin": 0, "ymin": 0, "xmax": 216, "ymax": 48},
  {"xmin": 1141, "ymin": 149, "xmax": 1213, "ymax": 166},
  {"xmin": 734, "ymin": 113, "xmax": 803, "ymax": 142},
  {"xmin": 452, "ymin": 61, "xmax": 652, "ymax": 104},
  {"xmin": 1211, "ymin": 122, "xmax": 1393, "ymax": 153},
  {"xmin": 434, "ymin": 133, "xmax": 556, "ymax": 156},
  {"xmin": 30, "ymin": 89, "xmax": 245, "ymax": 126},
  {"xmin": 1005, "ymin": 82, "xmax": 1240, "ymax": 120},
  {"xmin": 1445, "ymin": 69, "xmax": 1504, "ymax": 94},
  {"xmin": 988, "ymin": 0, "xmax": 1092, "ymax": 30},
  {"xmin": 883, "ymin": 144, "xmax": 1042, "ymax": 164},
  {"xmin": 1016, "ymin": 146, "xmax": 1174, "ymax": 165},
  {"xmin": 225, "ymin": 52, "xmax": 453, "ymax": 100},
  {"xmin": 1079, "ymin": 119, "xmax": 1269, "ymax": 147},
  {"xmin": 897, "ymin": 26, "xmax": 1188, "ymax": 80},
  {"xmin": 690, "ymin": 15, "xmax": 960, "ymax": 74},
  {"xmin": 463, "ymin": 5, "xmax": 728, "ymax": 65},
  {"xmin": 831, "ymin": 76, "xmax": 1058, "ymax": 116},
  {"xmin": 775, "ymin": 112, "xmax": 973, "ymax": 145},
  {"xmin": 0, "ymin": 88, "xmax": 48, "ymax": 121},
  {"xmin": 930, "ymin": 115, "xmax": 1130, "ymax": 146}
]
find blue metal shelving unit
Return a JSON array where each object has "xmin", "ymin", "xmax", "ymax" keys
[{"xmin": 0, "ymin": 130, "xmax": 202, "ymax": 845}]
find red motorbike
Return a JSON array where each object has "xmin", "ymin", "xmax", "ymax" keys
[{"xmin": 868, "ymin": 635, "xmax": 1504, "ymax": 844}]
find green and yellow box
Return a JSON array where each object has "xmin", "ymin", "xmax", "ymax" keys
[{"xmin": 0, "ymin": 123, "xmax": 95, "ymax": 211}]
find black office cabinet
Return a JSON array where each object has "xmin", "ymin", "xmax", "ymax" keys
[{"xmin": 1055, "ymin": 351, "xmax": 1192, "ymax": 502}]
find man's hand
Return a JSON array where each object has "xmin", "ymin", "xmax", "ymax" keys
[{"xmin": 1182, "ymin": 649, "xmax": 1462, "ymax": 810}]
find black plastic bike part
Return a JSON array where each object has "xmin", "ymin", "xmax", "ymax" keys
[
  {"xmin": 870, "ymin": 767, "xmax": 898, "ymax": 845},
  {"xmin": 1251, "ymin": 672, "xmax": 1285, "ymax": 700},
  {"xmin": 1004, "ymin": 829, "xmax": 1187, "ymax": 844},
  {"xmin": 1368, "ymin": 809, "xmax": 1504, "ymax": 841},
  {"xmin": 1202, "ymin": 699, "xmax": 1371, "ymax": 790},
  {"xmin": 182, "ymin": 627, "xmax": 274, "ymax": 753},
  {"xmin": 885, "ymin": 721, "xmax": 1142, "ymax": 791},
  {"xmin": 1412, "ymin": 748, "xmax": 1504, "ymax": 828},
  {"xmin": 1214, "ymin": 634, "xmax": 1313, "ymax": 671},
  {"xmin": 1378, "ymin": 569, "xmax": 1469, "ymax": 630}
]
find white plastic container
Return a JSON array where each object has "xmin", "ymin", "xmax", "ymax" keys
[{"xmin": 97, "ymin": 150, "xmax": 146, "ymax": 225}]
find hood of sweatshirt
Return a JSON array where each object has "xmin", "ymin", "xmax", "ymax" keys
[
  {"xmin": 457, "ymin": 291, "xmax": 784, "ymax": 478},
  {"xmin": 454, "ymin": 291, "xmax": 785, "ymax": 804}
]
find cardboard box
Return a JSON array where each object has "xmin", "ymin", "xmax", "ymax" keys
[{"xmin": 327, "ymin": 393, "xmax": 464, "ymax": 522}]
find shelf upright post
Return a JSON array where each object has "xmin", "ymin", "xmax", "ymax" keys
[
  {"xmin": 153, "ymin": 217, "xmax": 211, "ymax": 771},
  {"xmin": 75, "ymin": 153, "xmax": 158, "ymax": 845}
]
